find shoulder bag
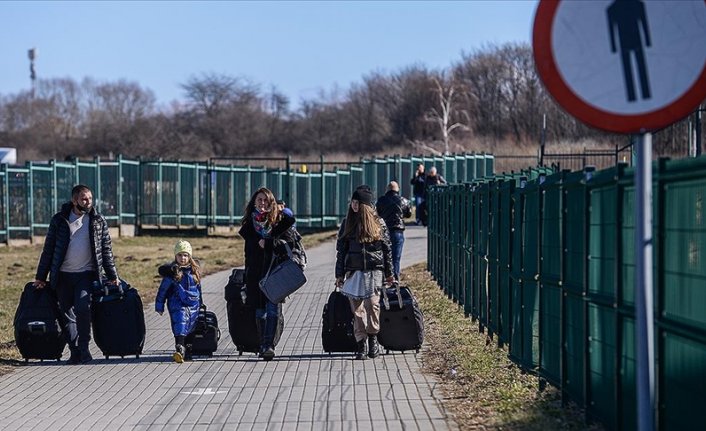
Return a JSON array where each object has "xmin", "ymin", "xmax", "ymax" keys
[{"xmin": 259, "ymin": 243, "xmax": 307, "ymax": 303}]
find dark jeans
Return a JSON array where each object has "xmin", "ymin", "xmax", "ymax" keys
[
  {"xmin": 390, "ymin": 229, "xmax": 405, "ymax": 280},
  {"xmin": 414, "ymin": 196, "xmax": 425, "ymax": 223},
  {"xmin": 56, "ymin": 271, "xmax": 96, "ymax": 354},
  {"xmin": 256, "ymin": 299, "xmax": 279, "ymax": 349}
]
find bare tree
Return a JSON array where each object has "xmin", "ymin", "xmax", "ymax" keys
[{"xmin": 425, "ymin": 75, "xmax": 470, "ymax": 154}]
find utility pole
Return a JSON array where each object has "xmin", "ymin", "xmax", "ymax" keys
[{"xmin": 28, "ymin": 47, "xmax": 37, "ymax": 98}]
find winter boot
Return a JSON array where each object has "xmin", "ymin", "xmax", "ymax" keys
[
  {"xmin": 355, "ymin": 339, "xmax": 367, "ymax": 360},
  {"xmin": 173, "ymin": 344, "xmax": 186, "ymax": 363},
  {"xmin": 79, "ymin": 350, "xmax": 93, "ymax": 364},
  {"xmin": 261, "ymin": 346, "xmax": 275, "ymax": 361},
  {"xmin": 368, "ymin": 335, "xmax": 380, "ymax": 359},
  {"xmin": 65, "ymin": 346, "xmax": 81, "ymax": 365}
]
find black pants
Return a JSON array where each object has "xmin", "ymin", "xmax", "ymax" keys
[{"xmin": 56, "ymin": 271, "xmax": 96, "ymax": 353}]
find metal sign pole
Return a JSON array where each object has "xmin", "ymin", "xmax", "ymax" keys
[{"xmin": 635, "ymin": 132, "xmax": 655, "ymax": 431}]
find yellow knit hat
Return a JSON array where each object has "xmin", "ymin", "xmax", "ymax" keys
[{"xmin": 174, "ymin": 240, "xmax": 192, "ymax": 256}]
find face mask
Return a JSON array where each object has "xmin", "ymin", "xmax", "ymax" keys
[{"xmin": 76, "ymin": 204, "xmax": 90, "ymax": 214}]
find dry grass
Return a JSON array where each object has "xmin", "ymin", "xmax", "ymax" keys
[{"xmin": 401, "ymin": 264, "xmax": 604, "ymax": 431}]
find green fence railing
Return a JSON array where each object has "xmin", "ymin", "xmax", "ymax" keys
[
  {"xmin": 427, "ymin": 156, "xmax": 706, "ymax": 430},
  {"xmin": 0, "ymin": 152, "xmax": 493, "ymax": 242}
]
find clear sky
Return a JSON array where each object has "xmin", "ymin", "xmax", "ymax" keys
[{"xmin": 0, "ymin": 1, "xmax": 538, "ymax": 109}]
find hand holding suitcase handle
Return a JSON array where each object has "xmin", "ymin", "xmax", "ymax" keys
[{"xmin": 381, "ymin": 280, "xmax": 404, "ymax": 311}]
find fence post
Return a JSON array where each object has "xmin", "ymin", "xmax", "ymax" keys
[
  {"xmin": 320, "ymin": 155, "xmax": 325, "ymax": 228},
  {"xmin": 285, "ymin": 155, "xmax": 291, "ymax": 207},
  {"xmin": 540, "ymin": 113, "xmax": 547, "ymax": 166},
  {"xmin": 2, "ymin": 164, "xmax": 8, "ymax": 244},
  {"xmin": 27, "ymin": 161, "xmax": 34, "ymax": 241},
  {"xmin": 136, "ymin": 156, "xmax": 143, "ymax": 232},
  {"xmin": 117, "ymin": 155, "xmax": 123, "ymax": 227}
]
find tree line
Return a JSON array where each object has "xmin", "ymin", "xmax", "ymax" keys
[{"xmin": 0, "ymin": 42, "xmax": 698, "ymax": 163}]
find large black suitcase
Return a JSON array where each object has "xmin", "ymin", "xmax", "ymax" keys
[
  {"xmin": 91, "ymin": 279, "xmax": 146, "ymax": 359},
  {"xmin": 224, "ymin": 268, "xmax": 284, "ymax": 355},
  {"xmin": 13, "ymin": 282, "xmax": 66, "ymax": 362},
  {"xmin": 321, "ymin": 289, "xmax": 357, "ymax": 353},
  {"xmin": 378, "ymin": 284, "xmax": 424, "ymax": 353},
  {"xmin": 185, "ymin": 305, "xmax": 220, "ymax": 357}
]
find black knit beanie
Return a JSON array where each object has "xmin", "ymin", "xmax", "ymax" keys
[{"xmin": 352, "ymin": 185, "xmax": 374, "ymax": 207}]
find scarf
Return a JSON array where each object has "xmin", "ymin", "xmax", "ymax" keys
[{"xmin": 252, "ymin": 210, "xmax": 272, "ymax": 238}]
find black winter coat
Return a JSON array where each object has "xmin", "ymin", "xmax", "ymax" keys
[
  {"xmin": 35, "ymin": 202, "xmax": 118, "ymax": 289},
  {"xmin": 335, "ymin": 217, "xmax": 393, "ymax": 279},
  {"xmin": 376, "ymin": 190, "xmax": 412, "ymax": 231},
  {"xmin": 410, "ymin": 173, "xmax": 426, "ymax": 197},
  {"xmin": 239, "ymin": 213, "xmax": 299, "ymax": 308}
]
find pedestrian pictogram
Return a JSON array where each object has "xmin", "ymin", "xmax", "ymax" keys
[
  {"xmin": 533, "ymin": 0, "xmax": 706, "ymax": 133},
  {"xmin": 607, "ymin": 0, "xmax": 652, "ymax": 102}
]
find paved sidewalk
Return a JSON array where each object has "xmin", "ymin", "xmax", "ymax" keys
[{"xmin": 0, "ymin": 226, "xmax": 455, "ymax": 430}]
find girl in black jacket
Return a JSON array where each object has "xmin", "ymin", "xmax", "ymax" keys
[
  {"xmin": 335, "ymin": 185, "xmax": 394, "ymax": 360},
  {"xmin": 238, "ymin": 187, "xmax": 298, "ymax": 360}
]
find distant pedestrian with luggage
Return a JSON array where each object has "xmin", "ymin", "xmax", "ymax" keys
[
  {"xmin": 33, "ymin": 184, "xmax": 119, "ymax": 365},
  {"xmin": 376, "ymin": 181, "xmax": 412, "ymax": 280},
  {"xmin": 335, "ymin": 185, "xmax": 394, "ymax": 360},
  {"xmin": 155, "ymin": 240, "xmax": 202, "ymax": 363},
  {"xmin": 410, "ymin": 164, "xmax": 426, "ymax": 225},
  {"xmin": 239, "ymin": 187, "xmax": 302, "ymax": 361}
]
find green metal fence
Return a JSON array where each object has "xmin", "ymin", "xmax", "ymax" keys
[
  {"xmin": 0, "ymin": 152, "xmax": 493, "ymax": 242},
  {"xmin": 427, "ymin": 157, "xmax": 706, "ymax": 430}
]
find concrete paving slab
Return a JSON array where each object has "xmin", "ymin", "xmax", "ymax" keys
[{"xmin": 0, "ymin": 225, "xmax": 456, "ymax": 430}]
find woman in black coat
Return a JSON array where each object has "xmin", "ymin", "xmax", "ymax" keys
[{"xmin": 238, "ymin": 187, "xmax": 298, "ymax": 360}]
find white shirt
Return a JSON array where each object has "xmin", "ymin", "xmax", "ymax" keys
[{"xmin": 59, "ymin": 211, "xmax": 96, "ymax": 273}]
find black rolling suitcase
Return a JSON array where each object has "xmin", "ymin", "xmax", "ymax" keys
[
  {"xmin": 321, "ymin": 289, "xmax": 357, "ymax": 353},
  {"xmin": 13, "ymin": 282, "xmax": 66, "ymax": 362},
  {"xmin": 185, "ymin": 305, "xmax": 220, "ymax": 357},
  {"xmin": 91, "ymin": 279, "xmax": 146, "ymax": 359},
  {"xmin": 378, "ymin": 283, "xmax": 424, "ymax": 353},
  {"xmin": 224, "ymin": 268, "xmax": 284, "ymax": 355}
]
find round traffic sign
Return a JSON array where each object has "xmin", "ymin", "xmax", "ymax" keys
[{"xmin": 533, "ymin": 0, "xmax": 706, "ymax": 134}]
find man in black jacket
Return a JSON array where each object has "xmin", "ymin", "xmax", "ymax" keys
[
  {"xmin": 376, "ymin": 181, "xmax": 412, "ymax": 280},
  {"xmin": 410, "ymin": 164, "xmax": 426, "ymax": 225},
  {"xmin": 34, "ymin": 185, "xmax": 119, "ymax": 364}
]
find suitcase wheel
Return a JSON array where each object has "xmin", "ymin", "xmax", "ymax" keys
[
  {"xmin": 385, "ymin": 349, "xmax": 390, "ymax": 355},
  {"xmin": 238, "ymin": 351, "xmax": 243, "ymax": 356},
  {"xmin": 136, "ymin": 354, "xmax": 140, "ymax": 359},
  {"xmin": 105, "ymin": 356, "xmax": 109, "ymax": 359}
]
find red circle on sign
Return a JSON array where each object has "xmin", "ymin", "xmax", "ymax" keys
[{"xmin": 533, "ymin": 0, "xmax": 706, "ymax": 134}]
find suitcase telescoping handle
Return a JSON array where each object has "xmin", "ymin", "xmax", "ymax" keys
[
  {"xmin": 381, "ymin": 281, "xmax": 404, "ymax": 311},
  {"xmin": 28, "ymin": 321, "xmax": 47, "ymax": 334}
]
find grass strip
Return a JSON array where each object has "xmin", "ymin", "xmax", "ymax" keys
[{"xmin": 402, "ymin": 263, "xmax": 602, "ymax": 430}]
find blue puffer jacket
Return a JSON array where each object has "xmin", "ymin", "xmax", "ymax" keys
[{"xmin": 155, "ymin": 264, "xmax": 201, "ymax": 337}]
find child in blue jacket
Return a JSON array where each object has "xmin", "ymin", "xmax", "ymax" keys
[{"xmin": 155, "ymin": 240, "xmax": 202, "ymax": 363}]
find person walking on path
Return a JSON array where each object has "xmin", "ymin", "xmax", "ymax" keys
[
  {"xmin": 33, "ymin": 184, "xmax": 119, "ymax": 365},
  {"xmin": 239, "ymin": 187, "xmax": 301, "ymax": 361},
  {"xmin": 335, "ymin": 185, "xmax": 394, "ymax": 360},
  {"xmin": 410, "ymin": 164, "xmax": 426, "ymax": 225},
  {"xmin": 155, "ymin": 240, "xmax": 202, "ymax": 363},
  {"xmin": 376, "ymin": 181, "xmax": 412, "ymax": 280}
]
